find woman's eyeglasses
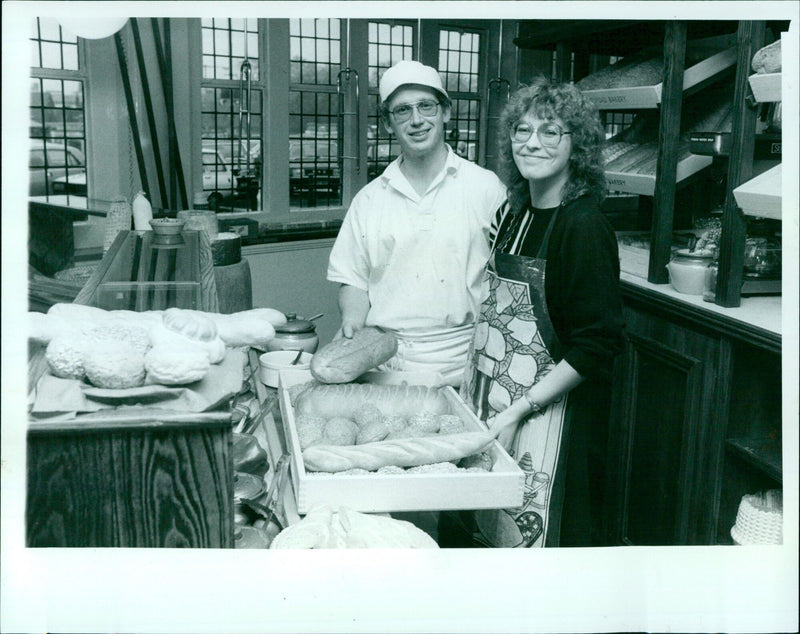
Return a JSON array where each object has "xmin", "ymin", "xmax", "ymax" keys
[
  {"xmin": 389, "ymin": 100, "xmax": 440, "ymax": 123},
  {"xmin": 510, "ymin": 122, "xmax": 571, "ymax": 147}
]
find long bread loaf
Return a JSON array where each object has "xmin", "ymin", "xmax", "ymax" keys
[
  {"xmin": 295, "ymin": 384, "xmax": 450, "ymax": 419},
  {"xmin": 302, "ymin": 431, "xmax": 494, "ymax": 472},
  {"xmin": 311, "ymin": 327, "xmax": 398, "ymax": 383}
]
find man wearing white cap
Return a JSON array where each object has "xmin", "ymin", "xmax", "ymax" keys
[{"xmin": 328, "ymin": 60, "xmax": 507, "ymax": 386}]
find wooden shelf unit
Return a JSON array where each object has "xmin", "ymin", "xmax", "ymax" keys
[{"xmin": 514, "ymin": 19, "xmax": 786, "ymax": 546}]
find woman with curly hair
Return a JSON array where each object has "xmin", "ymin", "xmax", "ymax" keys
[{"xmin": 444, "ymin": 78, "xmax": 625, "ymax": 548}]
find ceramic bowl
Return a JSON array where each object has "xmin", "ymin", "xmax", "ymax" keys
[
  {"xmin": 149, "ymin": 217, "xmax": 186, "ymax": 237},
  {"xmin": 258, "ymin": 350, "xmax": 313, "ymax": 388}
]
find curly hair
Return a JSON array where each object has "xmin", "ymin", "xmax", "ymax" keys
[{"xmin": 497, "ymin": 77, "xmax": 607, "ymax": 213}]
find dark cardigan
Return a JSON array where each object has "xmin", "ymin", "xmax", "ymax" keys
[{"xmin": 493, "ymin": 194, "xmax": 625, "ymax": 381}]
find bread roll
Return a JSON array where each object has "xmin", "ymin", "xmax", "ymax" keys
[
  {"xmin": 752, "ymin": 40, "xmax": 781, "ymax": 74},
  {"xmin": 294, "ymin": 384, "xmax": 451, "ymax": 419},
  {"xmin": 302, "ymin": 431, "xmax": 494, "ymax": 472},
  {"xmin": 311, "ymin": 327, "xmax": 398, "ymax": 383}
]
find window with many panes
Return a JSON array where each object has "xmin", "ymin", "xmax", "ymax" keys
[
  {"xmin": 366, "ymin": 21, "xmax": 416, "ymax": 182},
  {"xmin": 200, "ymin": 18, "xmax": 262, "ymax": 211},
  {"xmin": 439, "ymin": 28, "xmax": 482, "ymax": 162},
  {"xmin": 194, "ymin": 19, "xmax": 495, "ymax": 216},
  {"xmin": 288, "ymin": 18, "xmax": 343, "ymax": 209},
  {"xmin": 29, "ymin": 17, "xmax": 87, "ymax": 198}
]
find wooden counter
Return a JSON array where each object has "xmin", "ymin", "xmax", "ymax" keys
[
  {"xmin": 26, "ymin": 409, "xmax": 234, "ymax": 548},
  {"xmin": 607, "ymin": 275, "xmax": 783, "ymax": 546},
  {"xmin": 620, "ymin": 272, "xmax": 781, "ymax": 351}
]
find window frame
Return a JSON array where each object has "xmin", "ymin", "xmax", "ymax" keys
[
  {"xmin": 29, "ymin": 18, "xmax": 89, "ymax": 199},
  {"xmin": 190, "ymin": 18, "xmax": 499, "ymax": 223}
]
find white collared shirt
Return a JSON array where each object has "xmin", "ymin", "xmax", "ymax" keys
[{"xmin": 328, "ymin": 146, "xmax": 507, "ymax": 333}]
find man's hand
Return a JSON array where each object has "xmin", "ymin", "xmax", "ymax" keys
[
  {"xmin": 336, "ymin": 319, "xmax": 364, "ymax": 340},
  {"xmin": 336, "ymin": 284, "xmax": 370, "ymax": 340}
]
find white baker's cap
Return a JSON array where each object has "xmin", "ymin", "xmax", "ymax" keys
[{"xmin": 379, "ymin": 60, "xmax": 449, "ymax": 103}]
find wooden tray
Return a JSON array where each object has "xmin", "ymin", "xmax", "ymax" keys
[{"xmin": 278, "ymin": 371, "xmax": 524, "ymax": 514}]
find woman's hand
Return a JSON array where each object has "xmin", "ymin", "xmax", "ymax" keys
[{"xmin": 487, "ymin": 400, "xmax": 529, "ymax": 453}]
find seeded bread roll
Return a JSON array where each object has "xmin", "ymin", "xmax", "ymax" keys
[
  {"xmin": 311, "ymin": 327, "xmax": 398, "ymax": 383},
  {"xmin": 302, "ymin": 431, "xmax": 494, "ymax": 472}
]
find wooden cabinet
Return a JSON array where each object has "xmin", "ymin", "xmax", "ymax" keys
[
  {"xmin": 607, "ymin": 283, "xmax": 781, "ymax": 546},
  {"xmin": 26, "ymin": 412, "xmax": 235, "ymax": 548},
  {"xmin": 607, "ymin": 294, "xmax": 726, "ymax": 545},
  {"xmin": 515, "ymin": 20, "xmax": 786, "ymax": 302}
]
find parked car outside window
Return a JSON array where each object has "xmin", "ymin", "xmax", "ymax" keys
[
  {"xmin": 201, "ymin": 144, "xmax": 260, "ymax": 211},
  {"xmin": 289, "ymin": 138, "xmax": 341, "ymax": 200},
  {"xmin": 29, "ymin": 139, "xmax": 86, "ymax": 196}
]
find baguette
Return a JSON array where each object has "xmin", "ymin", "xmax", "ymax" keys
[
  {"xmin": 295, "ymin": 384, "xmax": 451, "ymax": 419},
  {"xmin": 311, "ymin": 327, "xmax": 398, "ymax": 383},
  {"xmin": 302, "ymin": 431, "xmax": 494, "ymax": 472}
]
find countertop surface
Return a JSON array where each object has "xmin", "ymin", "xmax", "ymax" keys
[{"xmin": 621, "ymin": 271, "xmax": 782, "ymax": 338}]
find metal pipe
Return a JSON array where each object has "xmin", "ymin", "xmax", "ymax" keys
[
  {"xmin": 337, "ymin": 68, "xmax": 361, "ymax": 173},
  {"xmin": 337, "ymin": 22, "xmax": 361, "ymax": 174}
]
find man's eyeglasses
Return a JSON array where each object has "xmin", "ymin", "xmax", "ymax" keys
[
  {"xmin": 510, "ymin": 122, "xmax": 571, "ymax": 147},
  {"xmin": 389, "ymin": 100, "xmax": 440, "ymax": 123}
]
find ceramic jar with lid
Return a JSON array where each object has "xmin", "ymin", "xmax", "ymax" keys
[
  {"xmin": 266, "ymin": 313, "xmax": 319, "ymax": 353},
  {"xmin": 666, "ymin": 249, "xmax": 714, "ymax": 295}
]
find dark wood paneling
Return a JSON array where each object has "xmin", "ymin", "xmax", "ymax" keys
[
  {"xmin": 609, "ymin": 291, "xmax": 782, "ymax": 546},
  {"xmin": 27, "ymin": 425, "xmax": 234, "ymax": 548},
  {"xmin": 617, "ymin": 332, "xmax": 705, "ymax": 545},
  {"xmin": 609, "ymin": 303, "xmax": 723, "ymax": 545}
]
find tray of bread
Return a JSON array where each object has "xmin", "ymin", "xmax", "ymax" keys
[
  {"xmin": 278, "ymin": 370, "xmax": 524, "ymax": 514},
  {"xmin": 577, "ymin": 46, "xmax": 736, "ymax": 109}
]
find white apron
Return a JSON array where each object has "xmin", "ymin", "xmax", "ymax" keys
[{"xmin": 378, "ymin": 324, "xmax": 475, "ymax": 387}]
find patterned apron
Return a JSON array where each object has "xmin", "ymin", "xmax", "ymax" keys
[{"xmin": 460, "ymin": 207, "xmax": 569, "ymax": 547}]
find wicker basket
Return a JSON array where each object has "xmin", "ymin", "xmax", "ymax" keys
[{"xmin": 730, "ymin": 490, "xmax": 782, "ymax": 545}]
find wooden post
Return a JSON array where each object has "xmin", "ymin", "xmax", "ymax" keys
[
  {"xmin": 130, "ymin": 18, "xmax": 167, "ymax": 209},
  {"xmin": 715, "ymin": 21, "xmax": 766, "ymax": 307},
  {"xmin": 648, "ymin": 21, "xmax": 686, "ymax": 284},
  {"xmin": 114, "ymin": 31, "xmax": 150, "ymax": 200},
  {"xmin": 555, "ymin": 41, "xmax": 572, "ymax": 82}
]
